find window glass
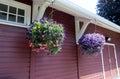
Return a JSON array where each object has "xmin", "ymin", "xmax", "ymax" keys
[
  {"xmin": 0, "ymin": 12, "xmax": 7, "ymax": 20},
  {"xmin": 8, "ymin": 14, "xmax": 16, "ymax": 22},
  {"xmin": 18, "ymin": 16, "xmax": 24, "ymax": 23},
  {"xmin": 9, "ymin": 6, "xmax": 16, "ymax": 14},
  {"xmin": 18, "ymin": 9, "xmax": 24, "ymax": 16},
  {"xmin": 0, "ymin": 3, "xmax": 8, "ymax": 12}
]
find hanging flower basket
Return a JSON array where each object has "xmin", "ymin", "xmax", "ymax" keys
[
  {"xmin": 27, "ymin": 17, "xmax": 64, "ymax": 55},
  {"xmin": 78, "ymin": 33, "xmax": 105, "ymax": 55}
]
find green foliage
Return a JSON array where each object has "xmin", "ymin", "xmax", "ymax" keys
[{"xmin": 27, "ymin": 17, "xmax": 64, "ymax": 55}]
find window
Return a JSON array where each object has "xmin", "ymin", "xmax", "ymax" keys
[{"xmin": 0, "ymin": 0, "xmax": 31, "ymax": 26}]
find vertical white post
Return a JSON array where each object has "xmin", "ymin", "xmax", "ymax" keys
[
  {"xmin": 32, "ymin": 1, "xmax": 39, "ymax": 21},
  {"xmin": 75, "ymin": 17, "xmax": 80, "ymax": 44},
  {"xmin": 113, "ymin": 45, "xmax": 120, "ymax": 76},
  {"xmin": 101, "ymin": 51, "xmax": 106, "ymax": 79}
]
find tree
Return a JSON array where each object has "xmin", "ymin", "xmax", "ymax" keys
[{"xmin": 96, "ymin": 0, "xmax": 120, "ymax": 26}]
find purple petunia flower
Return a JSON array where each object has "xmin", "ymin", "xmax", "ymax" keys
[{"xmin": 79, "ymin": 33, "xmax": 105, "ymax": 55}]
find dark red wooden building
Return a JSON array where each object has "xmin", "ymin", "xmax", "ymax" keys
[{"xmin": 0, "ymin": 0, "xmax": 120, "ymax": 79}]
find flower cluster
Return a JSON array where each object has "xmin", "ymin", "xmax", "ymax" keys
[
  {"xmin": 78, "ymin": 33, "xmax": 105, "ymax": 55},
  {"xmin": 27, "ymin": 17, "xmax": 64, "ymax": 55}
]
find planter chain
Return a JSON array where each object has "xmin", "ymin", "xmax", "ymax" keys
[{"xmin": 48, "ymin": 0, "xmax": 55, "ymax": 19}]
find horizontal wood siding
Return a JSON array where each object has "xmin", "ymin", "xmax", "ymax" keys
[
  {"xmin": 33, "ymin": 8, "xmax": 78, "ymax": 79},
  {"xmin": 78, "ymin": 51, "xmax": 103, "ymax": 79},
  {"xmin": 0, "ymin": 24, "xmax": 30, "ymax": 79}
]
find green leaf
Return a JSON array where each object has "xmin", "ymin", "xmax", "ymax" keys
[{"xmin": 51, "ymin": 47, "xmax": 59, "ymax": 54}]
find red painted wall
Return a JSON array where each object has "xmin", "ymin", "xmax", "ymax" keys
[
  {"xmin": 78, "ymin": 50, "xmax": 103, "ymax": 79},
  {"xmin": 0, "ymin": 24, "xmax": 31, "ymax": 79},
  {"xmin": 1, "ymin": 1, "xmax": 120, "ymax": 79}
]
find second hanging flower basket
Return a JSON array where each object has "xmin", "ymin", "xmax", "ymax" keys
[
  {"xmin": 78, "ymin": 33, "xmax": 106, "ymax": 55},
  {"xmin": 27, "ymin": 17, "xmax": 64, "ymax": 55}
]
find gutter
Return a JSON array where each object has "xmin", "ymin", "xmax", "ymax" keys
[{"xmin": 50, "ymin": 0, "xmax": 120, "ymax": 33}]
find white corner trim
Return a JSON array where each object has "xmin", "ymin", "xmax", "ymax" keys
[
  {"xmin": 26, "ymin": 6, "xmax": 31, "ymax": 26},
  {"xmin": 32, "ymin": 2, "xmax": 39, "ymax": 21},
  {"xmin": 113, "ymin": 45, "xmax": 120, "ymax": 76},
  {"xmin": 75, "ymin": 17, "xmax": 91, "ymax": 44},
  {"xmin": 101, "ymin": 52, "xmax": 106, "ymax": 79}
]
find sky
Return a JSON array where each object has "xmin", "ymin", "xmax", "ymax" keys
[{"xmin": 68, "ymin": 0, "xmax": 98, "ymax": 13}]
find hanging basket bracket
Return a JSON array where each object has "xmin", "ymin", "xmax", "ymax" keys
[
  {"xmin": 32, "ymin": 0, "xmax": 53, "ymax": 21},
  {"xmin": 75, "ymin": 17, "xmax": 91, "ymax": 44}
]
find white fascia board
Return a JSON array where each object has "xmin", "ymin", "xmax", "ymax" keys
[{"xmin": 49, "ymin": 0, "xmax": 120, "ymax": 33}]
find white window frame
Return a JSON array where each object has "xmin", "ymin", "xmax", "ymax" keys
[{"xmin": 0, "ymin": 0, "xmax": 31, "ymax": 28}]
